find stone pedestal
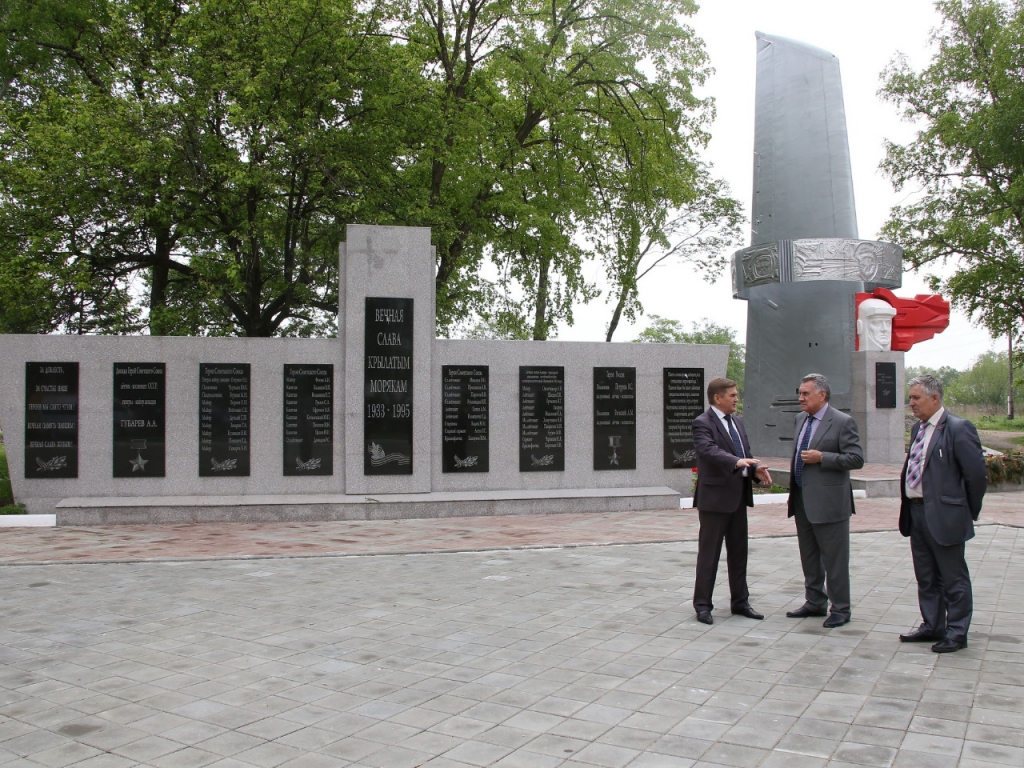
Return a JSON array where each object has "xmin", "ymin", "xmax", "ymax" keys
[{"xmin": 850, "ymin": 351, "xmax": 906, "ymax": 465}]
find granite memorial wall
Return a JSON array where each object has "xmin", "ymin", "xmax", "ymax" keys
[{"xmin": 0, "ymin": 225, "xmax": 728, "ymax": 517}]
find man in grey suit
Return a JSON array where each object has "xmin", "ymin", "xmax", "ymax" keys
[
  {"xmin": 898, "ymin": 374, "xmax": 987, "ymax": 653},
  {"xmin": 786, "ymin": 373, "xmax": 864, "ymax": 628}
]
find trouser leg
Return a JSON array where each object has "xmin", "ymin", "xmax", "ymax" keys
[
  {"xmin": 910, "ymin": 503, "xmax": 945, "ymax": 634},
  {"xmin": 813, "ymin": 517, "xmax": 851, "ymax": 619},
  {"xmin": 693, "ymin": 510, "xmax": 728, "ymax": 613},
  {"xmin": 791, "ymin": 488, "xmax": 828, "ymax": 611},
  {"xmin": 724, "ymin": 503, "xmax": 750, "ymax": 610}
]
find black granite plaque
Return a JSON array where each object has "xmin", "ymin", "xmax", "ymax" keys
[
  {"xmin": 24, "ymin": 362, "xmax": 79, "ymax": 478},
  {"xmin": 284, "ymin": 365, "xmax": 333, "ymax": 476},
  {"xmin": 364, "ymin": 297, "xmax": 413, "ymax": 475},
  {"xmin": 113, "ymin": 363, "xmax": 166, "ymax": 477},
  {"xmin": 876, "ymin": 362, "xmax": 898, "ymax": 409},
  {"xmin": 664, "ymin": 368, "xmax": 704, "ymax": 469},
  {"xmin": 519, "ymin": 366, "xmax": 565, "ymax": 472},
  {"xmin": 199, "ymin": 364, "xmax": 250, "ymax": 476},
  {"xmin": 442, "ymin": 366, "xmax": 489, "ymax": 473},
  {"xmin": 594, "ymin": 367, "xmax": 636, "ymax": 470}
]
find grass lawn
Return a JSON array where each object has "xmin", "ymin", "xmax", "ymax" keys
[{"xmin": 968, "ymin": 415, "xmax": 1024, "ymax": 432}]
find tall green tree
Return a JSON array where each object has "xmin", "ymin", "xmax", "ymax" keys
[{"xmin": 879, "ymin": 0, "xmax": 1024, "ymax": 350}]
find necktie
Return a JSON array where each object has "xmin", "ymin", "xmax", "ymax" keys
[
  {"xmin": 906, "ymin": 423, "xmax": 929, "ymax": 489},
  {"xmin": 793, "ymin": 415, "xmax": 815, "ymax": 488},
  {"xmin": 725, "ymin": 415, "xmax": 744, "ymax": 458}
]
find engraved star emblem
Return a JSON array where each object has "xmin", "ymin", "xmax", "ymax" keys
[
  {"xmin": 129, "ymin": 452, "xmax": 149, "ymax": 473},
  {"xmin": 608, "ymin": 449, "xmax": 619, "ymax": 466}
]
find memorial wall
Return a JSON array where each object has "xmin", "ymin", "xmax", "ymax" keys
[{"xmin": 0, "ymin": 225, "xmax": 728, "ymax": 521}]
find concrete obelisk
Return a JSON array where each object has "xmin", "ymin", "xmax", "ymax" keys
[{"xmin": 734, "ymin": 32, "xmax": 904, "ymax": 454}]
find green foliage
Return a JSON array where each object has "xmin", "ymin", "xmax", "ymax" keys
[
  {"xmin": 0, "ymin": 443, "xmax": 12, "ymax": 506},
  {"xmin": 945, "ymin": 351, "xmax": 1023, "ymax": 415},
  {"xmin": 879, "ymin": 0, "xmax": 1024, "ymax": 345},
  {"xmin": 0, "ymin": 503, "xmax": 28, "ymax": 515},
  {"xmin": 634, "ymin": 315, "xmax": 745, "ymax": 392},
  {"xmin": 906, "ymin": 365, "xmax": 963, "ymax": 389},
  {"xmin": 1, "ymin": 0, "xmax": 734, "ymax": 340},
  {"xmin": 986, "ymin": 450, "xmax": 1024, "ymax": 485}
]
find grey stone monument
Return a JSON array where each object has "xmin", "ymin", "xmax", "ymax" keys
[{"xmin": 733, "ymin": 32, "xmax": 904, "ymax": 457}]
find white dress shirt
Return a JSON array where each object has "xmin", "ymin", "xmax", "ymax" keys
[{"xmin": 711, "ymin": 405, "xmax": 748, "ymax": 474}]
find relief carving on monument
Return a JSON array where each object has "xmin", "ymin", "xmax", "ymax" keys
[
  {"xmin": 739, "ymin": 244, "xmax": 780, "ymax": 288},
  {"xmin": 792, "ymin": 239, "xmax": 901, "ymax": 282}
]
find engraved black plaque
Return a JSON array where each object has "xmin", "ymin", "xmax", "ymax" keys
[
  {"xmin": 594, "ymin": 367, "xmax": 636, "ymax": 470},
  {"xmin": 284, "ymin": 365, "xmax": 333, "ymax": 476},
  {"xmin": 876, "ymin": 362, "xmax": 898, "ymax": 409},
  {"xmin": 519, "ymin": 366, "xmax": 565, "ymax": 472},
  {"xmin": 199, "ymin": 364, "xmax": 250, "ymax": 476},
  {"xmin": 364, "ymin": 297, "xmax": 413, "ymax": 475},
  {"xmin": 664, "ymin": 368, "xmax": 704, "ymax": 468},
  {"xmin": 24, "ymin": 362, "xmax": 79, "ymax": 478},
  {"xmin": 442, "ymin": 366, "xmax": 489, "ymax": 473},
  {"xmin": 113, "ymin": 363, "xmax": 166, "ymax": 477}
]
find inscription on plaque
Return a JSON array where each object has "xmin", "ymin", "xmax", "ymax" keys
[
  {"xmin": 113, "ymin": 363, "xmax": 165, "ymax": 477},
  {"xmin": 594, "ymin": 367, "xmax": 636, "ymax": 470},
  {"xmin": 284, "ymin": 365, "xmax": 333, "ymax": 476},
  {"xmin": 442, "ymin": 366, "xmax": 489, "ymax": 473},
  {"xmin": 664, "ymin": 368, "xmax": 704, "ymax": 468},
  {"xmin": 24, "ymin": 362, "xmax": 79, "ymax": 478},
  {"xmin": 199, "ymin": 364, "xmax": 250, "ymax": 476},
  {"xmin": 876, "ymin": 362, "xmax": 897, "ymax": 409},
  {"xmin": 364, "ymin": 297, "xmax": 413, "ymax": 475},
  {"xmin": 520, "ymin": 366, "xmax": 565, "ymax": 472}
]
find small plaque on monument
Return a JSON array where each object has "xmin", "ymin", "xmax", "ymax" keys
[
  {"xmin": 364, "ymin": 297, "xmax": 413, "ymax": 475},
  {"xmin": 283, "ymin": 365, "xmax": 333, "ymax": 476},
  {"xmin": 442, "ymin": 366, "xmax": 489, "ymax": 473},
  {"xmin": 113, "ymin": 363, "xmax": 166, "ymax": 477},
  {"xmin": 199, "ymin": 364, "xmax": 250, "ymax": 477},
  {"xmin": 663, "ymin": 368, "xmax": 704, "ymax": 468},
  {"xmin": 875, "ymin": 362, "xmax": 897, "ymax": 409},
  {"xmin": 519, "ymin": 366, "xmax": 565, "ymax": 472},
  {"xmin": 593, "ymin": 367, "xmax": 636, "ymax": 470},
  {"xmin": 24, "ymin": 362, "xmax": 79, "ymax": 478}
]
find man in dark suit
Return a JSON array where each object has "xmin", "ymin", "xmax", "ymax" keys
[
  {"xmin": 786, "ymin": 373, "xmax": 864, "ymax": 628},
  {"xmin": 691, "ymin": 377, "xmax": 772, "ymax": 625},
  {"xmin": 898, "ymin": 374, "xmax": 987, "ymax": 653}
]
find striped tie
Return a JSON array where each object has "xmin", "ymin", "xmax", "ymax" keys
[
  {"xmin": 906, "ymin": 423, "xmax": 929, "ymax": 489},
  {"xmin": 725, "ymin": 415, "xmax": 744, "ymax": 458}
]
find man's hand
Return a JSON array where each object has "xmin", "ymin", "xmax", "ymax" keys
[
  {"xmin": 800, "ymin": 449, "xmax": 823, "ymax": 465},
  {"xmin": 755, "ymin": 466, "xmax": 772, "ymax": 485},
  {"xmin": 735, "ymin": 458, "xmax": 760, "ymax": 469}
]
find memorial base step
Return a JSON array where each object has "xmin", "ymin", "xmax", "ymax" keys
[
  {"xmin": 761, "ymin": 458, "xmax": 903, "ymax": 498},
  {"xmin": 54, "ymin": 486, "xmax": 681, "ymax": 526}
]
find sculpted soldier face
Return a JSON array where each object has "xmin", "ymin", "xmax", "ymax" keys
[
  {"xmin": 713, "ymin": 386, "xmax": 739, "ymax": 416},
  {"xmin": 857, "ymin": 298, "xmax": 897, "ymax": 352}
]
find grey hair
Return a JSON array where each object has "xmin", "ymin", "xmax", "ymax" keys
[
  {"xmin": 908, "ymin": 374, "xmax": 944, "ymax": 403},
  {"xmin": 801, "ymin": 373, "xmax": 831, "ymax": 401}
]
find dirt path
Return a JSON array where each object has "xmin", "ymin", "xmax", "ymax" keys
[{"xmin": 978, "ymin": 429, "xmax": 1024, "ymax": 453}]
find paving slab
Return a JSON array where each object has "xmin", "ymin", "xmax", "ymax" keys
[{"xmin": 1, "ymin": 501, "xmax": 1023, "ymax": 767}]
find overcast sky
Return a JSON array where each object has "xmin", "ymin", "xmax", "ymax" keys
[{"xmin": 556, "ymin": 0, "xmax": 1002, "ymax": 371}]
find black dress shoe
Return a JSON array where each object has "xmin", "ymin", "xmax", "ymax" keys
[
  {"xmin": 823, "ymin": 614, "xmax": 849, "ymax": 628},
  {"xmin": 899, "ymin": 627, "xmax": 942, "ymax": 643},
  {"xmin": 696, "ymin": 611, "xmax": 713, "ymax": 625},
  {"xmin": 786, "ymin": 604, "xmax": 828, "ymax": 618},
  {"xmin": 732, "ymin": 604, "xmax": 764, "ymax": 620},
  {"xmin": 932, "ymin": 637, "xmax": 967, "ymax": 653}
]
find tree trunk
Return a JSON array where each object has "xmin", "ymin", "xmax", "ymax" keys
[
  {"xmin": 149, "ymin": 227, "xmax": 172, "ymax": 336},
  {"xmin": 533, "ymin": 252, "xmax": 550, "ymax": 341},
  {"xmin": 605, "ymin": 288, "xmax": 627, "ymax": 342}
]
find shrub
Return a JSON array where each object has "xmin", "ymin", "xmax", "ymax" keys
[{"xmin": 986, "ymin": 451, "xmax": 1024, "ymax": 486}]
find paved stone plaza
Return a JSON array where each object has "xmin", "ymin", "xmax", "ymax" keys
[{"xmin": 2, "ymin": 518, "xmax": 1023, "ymax": 767}]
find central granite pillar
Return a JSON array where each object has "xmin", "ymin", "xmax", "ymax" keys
[{"xmin": 340, "ymin": 225, "xmax": 435, "ymax": 494}]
